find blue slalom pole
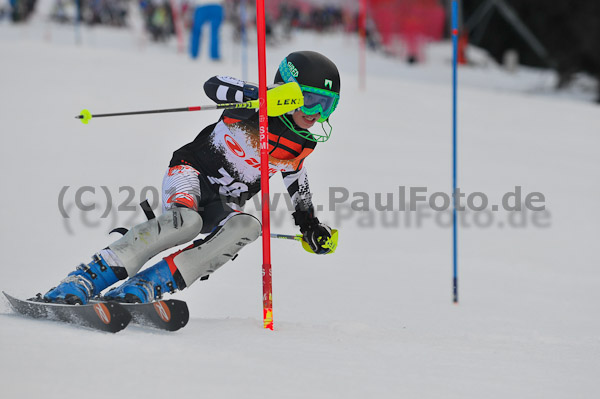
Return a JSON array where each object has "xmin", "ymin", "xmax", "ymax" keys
[
  {"xmin": 75, "ymin": 0, "xmax": 81, "ymax": 45},
  {"xmin": 451, "ymin": 1, "xmax": 459, "ymax": 304}
]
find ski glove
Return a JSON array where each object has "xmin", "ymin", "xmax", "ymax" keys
[
  {"xmin": 293, "ymin": 210, "xmax": 333, "ymax": 255},
  {"xmin": 243, "ymin": 83, "xmax": 283, "ymax": 101},
  {"xmin": 243, "ymin": 83, "xmax": 259, "ymax": 101}
]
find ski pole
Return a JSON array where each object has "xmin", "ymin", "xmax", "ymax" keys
[
  {"xmin": 270, "ymin": 233, "xmax": 303, "ymax": 242},
  {"xmin": 75, "ymin": 81, "xmax": 304, "ymax": 124},
  {"xmin": 75, "ymin": 102, "xmax": 256, "ymax": 124}
]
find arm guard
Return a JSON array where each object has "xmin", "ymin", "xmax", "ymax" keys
[
  {"xmin": 203, "ymin": 76, "xmax": 258, "ymax": 119},
  {"xmin": 282, "ymin": 167, "xmax": 314, "ymax": 213}
]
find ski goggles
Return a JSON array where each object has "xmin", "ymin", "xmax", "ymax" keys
[
  {"xmin": 278, "ymin": 58, "xmax": 340, "ymax": 122},
  {"xmin": 299, "ymin": 85, "xmax": 339, "ymax": 122}
]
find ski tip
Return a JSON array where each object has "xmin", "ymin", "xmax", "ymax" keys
[{"xmin": 2, "ymin": 291, "xmax": 21, "ymax": 307}]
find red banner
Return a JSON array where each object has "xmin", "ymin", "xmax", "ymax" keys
[{"xmin": 369, "ymin": 0, "xmax": 445, "ymax": 59}]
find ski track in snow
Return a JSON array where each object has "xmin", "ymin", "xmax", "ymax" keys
[{"xmin": 1, "ymin": 11, "xmax": 599, "ymax": 399}]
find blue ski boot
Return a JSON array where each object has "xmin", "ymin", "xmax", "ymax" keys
[
  {"xmin": 103, "ymin": 259, "xmax": 179, "ymax": 303},
  {"xmin": 43, "ymin": 253, "xmax": 122, "ymax": 305}
]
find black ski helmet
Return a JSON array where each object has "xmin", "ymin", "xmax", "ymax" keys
[{"xmin": 275, "ymin": 51, "xmax": 341, "ymax": 94}]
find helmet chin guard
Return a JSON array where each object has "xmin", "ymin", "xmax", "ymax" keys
[{"xmin": 278, "ymin": 114, "xmax": 332, "ymax": 143}]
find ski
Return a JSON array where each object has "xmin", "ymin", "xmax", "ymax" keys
[
  {"xmin": 95, "ymin": 299, "xmax": 189, "ymax": 332},
  {"xmin": 3, "ymin": 291, "xmax": 131, "ymax": 333}
]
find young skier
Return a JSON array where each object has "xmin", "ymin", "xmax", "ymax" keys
[{"xmin": 41, "ymin": 50, "xmax": 341, "ymax": 305}]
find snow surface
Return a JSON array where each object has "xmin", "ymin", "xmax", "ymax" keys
[{"xmin": 1, "ymin": 10, "xmax": 599, "ymax": 399}]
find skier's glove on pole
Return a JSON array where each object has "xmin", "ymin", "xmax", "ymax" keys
[
  {"xmin": 244, "ymin": 83, "xmax": 283, "ymax": 101},
  {"xmin": 293, "ymin": 210, "xmax": 334, "ymax": 255},
  {"xmin": 243, "ymin": 83, "xmax": 259, "ymax": 101}
]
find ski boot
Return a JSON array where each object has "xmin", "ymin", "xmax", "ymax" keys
[
  {"xmin": 103, "ymin": 259, "xmax": 179, "ymax": 303},
  {"xmin": 43, "ymin": 252, "xmax": 122, "ymax": 305}
]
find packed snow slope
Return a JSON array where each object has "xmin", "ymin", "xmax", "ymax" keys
[{"xmin": 1, "ymin": 14, "xmax": 599, "ymax": 399}]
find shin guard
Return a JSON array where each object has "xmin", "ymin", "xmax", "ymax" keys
[
  {"xmin": 166, "ymin": 213, "xmax": 261, "ymax": 287},
  {"xmin": 108, "ymin": 208, "xmax": 203, "ymax": 277}
]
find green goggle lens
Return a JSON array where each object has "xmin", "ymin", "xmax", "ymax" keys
[{"xmin": 299, "ymin": 86, "xmax": 339, "ymax": 122}]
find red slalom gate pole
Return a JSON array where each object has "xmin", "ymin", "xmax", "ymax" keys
[
  {"xmin": 168, "ymin": 0, "xmax": 184, "ymax": 53},
  {"xmin": 359, "ymin": 0, "xmax": 367, "ymax": 91},
  {"xmin": 255, "ymin": 0, "xmax": 273, "ymax": 330}
]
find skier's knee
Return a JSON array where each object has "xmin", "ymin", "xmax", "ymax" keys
[
  {"xmin": 167, "ymin": 213, "xmax": 260, "ymax": 287},
  {"xmin": 108, "ymin": 207, "xmax": 203, "ymax": 276}
]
